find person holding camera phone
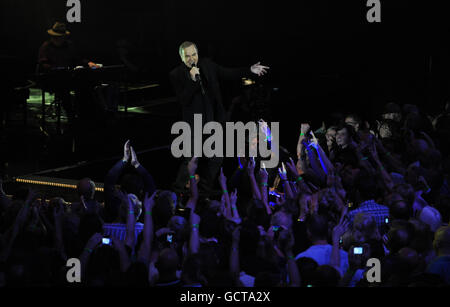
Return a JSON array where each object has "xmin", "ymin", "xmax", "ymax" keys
[
  {"xmin": 335, "ymin": 243, "xmax": 372, "ymax": 287},
  {"xmin": 295, "ymin": 214, "xmax": 350, "ymax": 276}
]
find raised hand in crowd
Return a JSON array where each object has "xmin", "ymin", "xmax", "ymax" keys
[
  {"xmin": 80, "ymin": 232, "xmax": 103, "ymax": 281},
  {"xmin": 247, "ymin": 158, "xmax": 262, "ymax": 200},
  {"xmin": 189, "ymin": 212, "xmax": 201, "ymax": 255},
  {"xmin": 330, "ymin": 215, "xmax": 350, "ymax": 275},
  {"xmin": 186, "ymin": 157, "xmax": 199, "ymax": 210},
  {"xmin": 137, "ymin": 191, "xmax": 157, "ymax": 265},
  {"xmin": 111, "ymin": 236, "xmax": 131, "ymax": 273},
  {"xmin": 229, "ymin": 189, "xmax": 242, "ymax": 224},
  {"xmin": 130, "ymin": 145, "xmax": 140, "ymax": 168},
  {"xmin": 123, "ymin": 140, "xmax": 131, "ymax": 163},
  {"xmin": 259, "ymin": 163, "xmax": 271, "ymax": 214},
  {"xmin": 279, "ymin": 229, "xmax": 301, "ymax": 286},
  {"xmin": 278, "ymin": 162, "xmax": 294, "ymax": 200}
]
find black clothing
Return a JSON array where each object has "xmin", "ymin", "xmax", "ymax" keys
[
  {"xmin": 169, "ymin": 58, "xmax": 250, "ymax": 127},
  {"xmin": 37, "ymin": 40, "xmax": 90, "ymax": 124},
  {"xmin": 38, "ymin": 40, "xmax": 86, "ymax": 71},
  {"xmin": 169, "ymin": 58, "xmax": 251, "ymax": 195},
  {"xmin": 104, "ymin": 160, "xmax": 156, "ymax": 222}
]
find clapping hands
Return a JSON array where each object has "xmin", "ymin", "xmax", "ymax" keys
[
  {"xmin": 122, "ymin": 140, "xmax": 140, "ymax": 168},
  {"xmin": 123, "ymin": 140, "xmax": 131, "ymax": 162},
  {"xmin": 130, "ymin": 146, "xmax": 140, "ymax": 168}
]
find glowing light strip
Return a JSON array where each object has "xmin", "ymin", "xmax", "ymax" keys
[{"xmin": 15, "ymin": 178, "xmax": 104, "ymax": 192}]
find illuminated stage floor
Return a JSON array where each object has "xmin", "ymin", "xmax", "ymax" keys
[{"xmin": 1, "ymin": 88, "xmax": 181, "ymax": 201}]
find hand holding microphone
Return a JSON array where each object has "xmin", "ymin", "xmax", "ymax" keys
[
  {"xmin": 189, "ymin": 63, "xmax": 200, "ymax": 81},
  {"xmin": 190, "ymin": 63, "xmax": 205, "ymax": 95}
]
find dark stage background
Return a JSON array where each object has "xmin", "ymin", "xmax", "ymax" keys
[
  {"xmin": 1, "ymin": 1, "xmax": 450, "ymax": 114},
  {"xmin": 1, "ymin": 1, "xmax": 450, "ymax": 193}
]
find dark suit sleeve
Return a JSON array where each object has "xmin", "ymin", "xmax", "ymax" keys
[
  {"xmin": 104, "ymin": 160, "xmax": 126, "ymax": 221},
  {"xmin": 169, "ymin": 68, "xmax": 201, "ymax": 107},
  {"xmin": 209, "ymin": 60, "xmax": 252, "ymax": 81},
  {"xmin": 135, "ymin": 164, "xmax": 156, "ymax": 196}
]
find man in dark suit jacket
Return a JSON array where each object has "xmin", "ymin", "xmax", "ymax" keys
[{"xmin": 169, "ymin": 41, "xmax": 269, "ymax": 196}]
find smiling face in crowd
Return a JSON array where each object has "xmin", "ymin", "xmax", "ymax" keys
[{"xmin": 336, "ymin": 127, "xmax": 350, "ymax": 148}]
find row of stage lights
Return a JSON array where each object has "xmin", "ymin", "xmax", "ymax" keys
[{"xmin": 14, "ymin": 178, "xmax": 104, "ymax": 192}]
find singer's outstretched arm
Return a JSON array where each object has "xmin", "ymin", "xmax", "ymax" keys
[{"xmin": 208, "ymin": 59, "xmax": 251, "ymax": 81}]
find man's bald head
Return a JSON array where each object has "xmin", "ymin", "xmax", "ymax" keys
[{"xmin": 77, "ymin": 178, "xmax": 96, "ymax": 200}]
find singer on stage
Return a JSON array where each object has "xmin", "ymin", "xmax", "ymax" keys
[{"xmin": 169, "ymin": 41, "xmax": 269, "ymax": 196}]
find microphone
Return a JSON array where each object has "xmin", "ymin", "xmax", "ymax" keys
[{"xmin": 192, "ymin": 63, "xmax": 205, "ymax": 95}]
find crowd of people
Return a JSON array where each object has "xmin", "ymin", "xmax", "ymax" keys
[{"xmin": 0, "ymin": 101, "xmax": 449, "ymax": 287}]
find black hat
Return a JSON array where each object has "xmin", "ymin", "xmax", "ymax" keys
[{"xmin": 47, "ymin": 22, "xmax": 70, "ymax": 36}]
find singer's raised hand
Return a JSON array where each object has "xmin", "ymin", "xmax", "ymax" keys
[{"xmin": 250, "ymin": 62, "xmax": 270, "ymax": 76}]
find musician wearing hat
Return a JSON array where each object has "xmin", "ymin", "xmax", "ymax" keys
[
  {"xmin": 38, "ymin": 21, "xmax": 100, "ymax": 71},
  {"xmin": 37, "ymin": 22, "xmax": 101, "ymax": 125}
]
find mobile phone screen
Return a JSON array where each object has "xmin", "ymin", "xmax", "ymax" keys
[
  {"xmin": 102, "ymin": 238, "xmax": 111, "ymax": 245},
  {"xmin": 354, "ymin": 247, "xmax": 363, "ymax": 254},
  {"xmin": 167, "ymin": 234, "xmax": 173, "ymax": 243}
]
